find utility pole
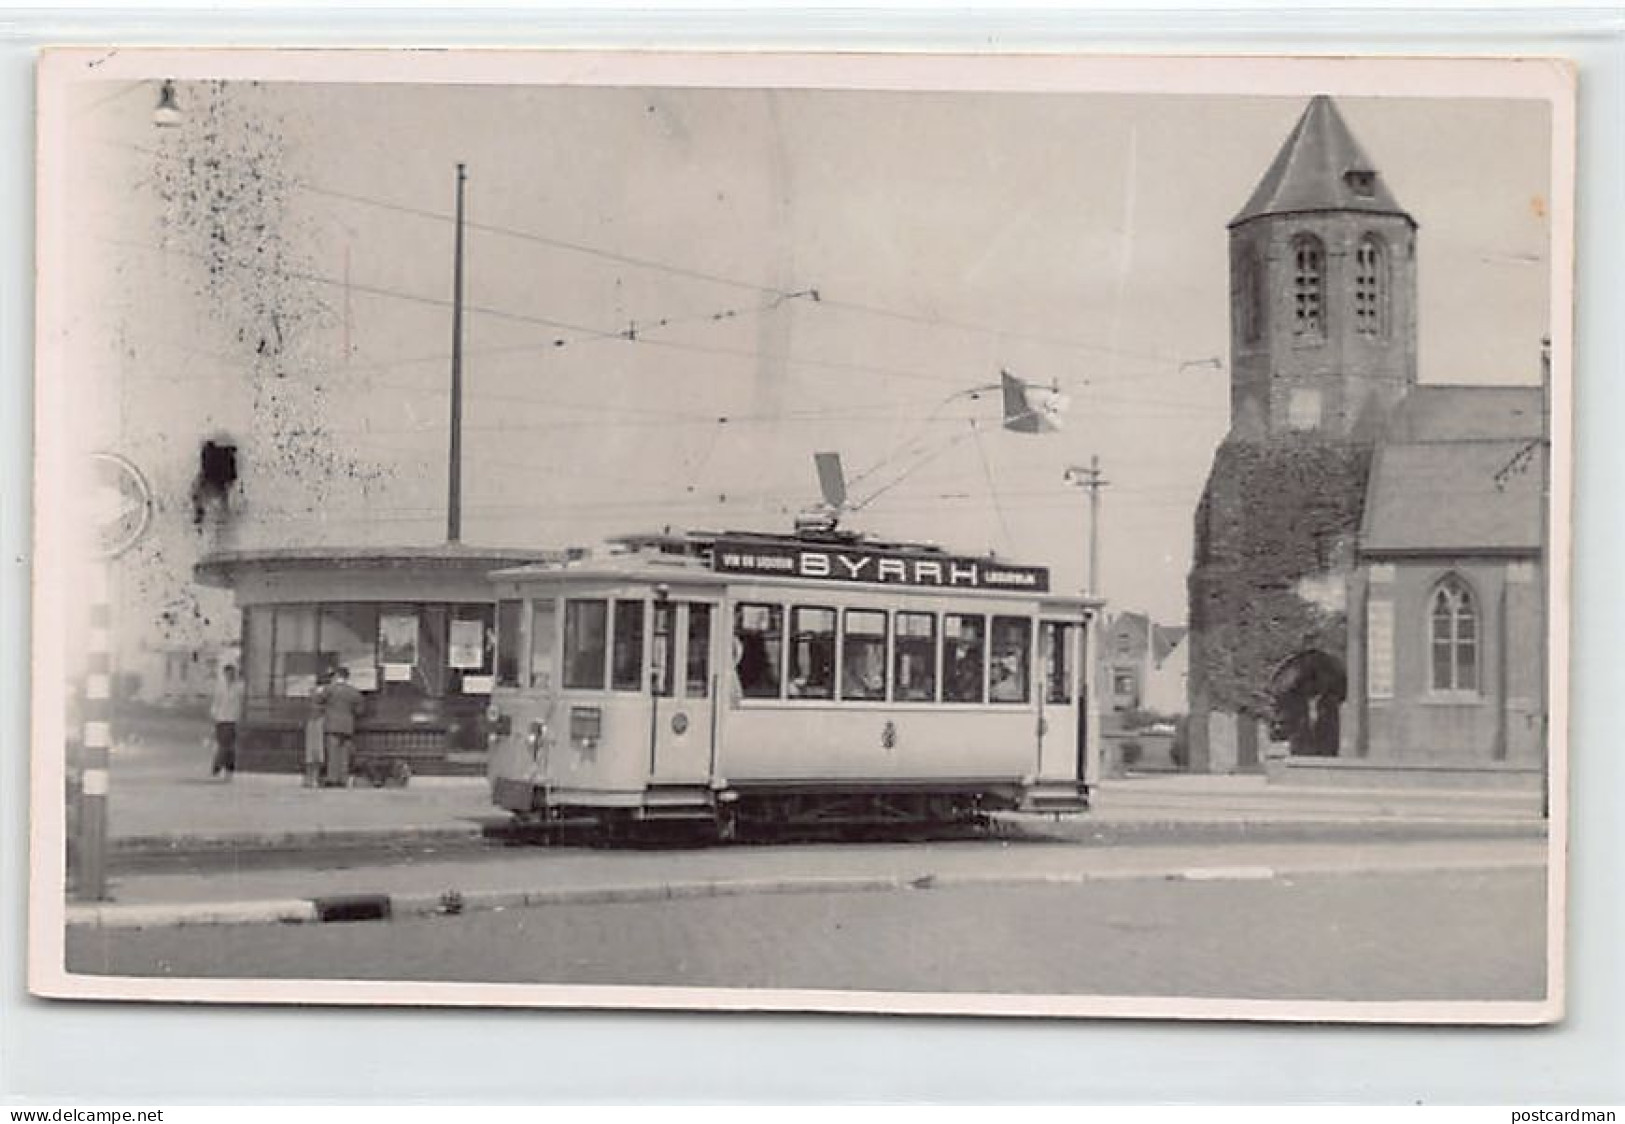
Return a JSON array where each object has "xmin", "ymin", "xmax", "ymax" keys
[
  {"xmin": 447, "ymin": 162, "xmax": 467, "ymax": 544},
  {"xmin": 1064, "ymin": 456, "xmax": 1110, "ymax": 596}
]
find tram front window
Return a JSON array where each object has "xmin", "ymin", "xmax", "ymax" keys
[
  {"xmin": 652, "ymin": 602, "xmax": 676, "ymax": 697},
  {"xmin": 734, "ymin": 603, "xmax": 783, "ymax": 699},
  {"xmin": 1042, "ymin": 621, "xmax": 1073, "ymax": 705},
  {"xmin": 564, "ymin": 599, "xmax": 609, "ymax": 690},
  {"xmin": 943, "ymin": 614, "xmax": 986, "ymax": 704},
  {"xmin": 789, "ymin": 607, "xmax": 836, "ymax": 699},
  {"xmin": 686, "ymin": 603, "xmax": 712, "ymax": 699},
  {"xmin": 529, "ymin": 600, "xmax": 556, "ymax": 689},
  {"xmin": 894, "ymin": 611, "xmax": 937, "ymax": 702},
  {"xmin": 990, "ymin": 616, "xmax": 1032, "ymax": 704},
  {"xmin": 496, "ymin": 600, "xmax": 523, "ymax": 687},
  {"xmin": 841, "ymin": 609, "xmax": 888, "ymax": 700},
  {"xmin": 612, "ymin": 600, "xmax": 645, "ymax": 691}
]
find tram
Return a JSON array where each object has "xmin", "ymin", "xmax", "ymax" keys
[{"xmin": 485, "ymin": 528, "xmax": 1101, "ymax": 838}]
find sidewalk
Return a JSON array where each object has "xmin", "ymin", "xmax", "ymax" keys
[{"xmin": 98, "ymin": 738, "xmax": 1547, "ymax": 856}]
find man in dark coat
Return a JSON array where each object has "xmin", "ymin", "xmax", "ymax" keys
[{"xmin": 318, "ymin": 666, "xmax": 366, "ymax": 787}]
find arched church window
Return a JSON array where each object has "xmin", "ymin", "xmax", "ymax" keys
[
  {"xmin": 1429, "ymin": 576, "xmax": 1479, "ymax": 693},
  {"xmin": 1291, "ymin": 235, "xmax": 1325, "ymax": 340},
  {"xmin": 1354, "ymin": 235, "xmax": 1387, "ymax": 338}
]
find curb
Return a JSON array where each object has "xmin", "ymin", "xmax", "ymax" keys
[
  {"xmin": 110, "ymin": 822, "xmax": 493, "ymax": 857},
  {"xmin": 64, "ymin": 856, "xmax": 1548, "ymax": 932},
  {"xmin": 105, "ymin": 814, "xmax": 1548, "ymax": 860}
]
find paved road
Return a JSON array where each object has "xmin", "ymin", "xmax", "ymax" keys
[{"xmin": 66, "ymin": 866, "xmax": 1546, "ymax": 1002}]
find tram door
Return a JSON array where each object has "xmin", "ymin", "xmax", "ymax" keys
[
  {"xmin": 1040, "ymin": 620, "xmax": 1084, "ymax": 782},
  {"xmin": 648, "ymin": 599, "xmax": 719, "ymax": 784}
]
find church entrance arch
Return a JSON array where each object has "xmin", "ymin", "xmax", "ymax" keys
[{"xmin": 1268, "ymin": 650, "xmax": 1347, "ymax": 757}]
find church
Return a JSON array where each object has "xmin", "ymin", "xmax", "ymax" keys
[{"xmin": 1185, "ymin": 96, "xmax": 1547, "ymax": 787}]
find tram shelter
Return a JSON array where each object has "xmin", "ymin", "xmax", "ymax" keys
[{"xmin": 195, "ymin": 545, "xmax": 563, "ymax": 775}]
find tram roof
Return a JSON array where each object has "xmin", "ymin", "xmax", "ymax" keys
[{"xmin": 492, "ymin": 532, "xmax": 1102, "ymax": 610}]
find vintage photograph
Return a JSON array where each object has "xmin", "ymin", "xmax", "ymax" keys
[{"xmin": 31, "ymin": 50, "xmax": 1572, "ymax": 1020}]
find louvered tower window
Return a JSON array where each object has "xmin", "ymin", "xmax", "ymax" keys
[
  {"xmin": 1238, "ymin": 250, "xmax": 1263, "ymax": 344},
  {"xmin": 1354, "ymin": 235, "xmax": 1387, "ymax": 338},
  {"xmin": 1292, "ymin": 235, "xmax": 1325, "ymax": 339}
]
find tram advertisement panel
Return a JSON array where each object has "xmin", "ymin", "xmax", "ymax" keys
[{"xmin": 712, "ymin": 538, "xmax": 1049, "ymax": 593}]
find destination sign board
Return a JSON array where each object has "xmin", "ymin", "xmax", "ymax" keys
[{"xmin": 711, "ymin": 538, "xmax": 1049, "ymax": 593}]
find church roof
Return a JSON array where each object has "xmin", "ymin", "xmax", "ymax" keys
[
  {"xmin": 1361, "ymin": 386, "xmax": 1545, "ymax": 555},
  {"xmin": 1232, "ymin": 96, "xmax": 1412, "ymax": 228},
  {"xmin": 1380, "ymin": 384, "xmax": 1544, "ymax": 443}
]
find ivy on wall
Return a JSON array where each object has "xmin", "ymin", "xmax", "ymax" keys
[{"xmin": 1188, "ymin": 434, "xmax": 1374, "ymax": 718}]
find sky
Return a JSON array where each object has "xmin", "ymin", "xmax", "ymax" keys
[{"xmin": 47, "ymin": 56, "xmax": 1556, "ymax": 656}]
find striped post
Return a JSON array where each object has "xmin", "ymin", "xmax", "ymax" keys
[{"xmin": 77, "ymin": 561, "xmax": 113, "ymax": 902}]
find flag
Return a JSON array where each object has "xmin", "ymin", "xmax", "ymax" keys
[{"xmin": 1000, "ymin": 369, "xmax": 1069, "ymax": 433}]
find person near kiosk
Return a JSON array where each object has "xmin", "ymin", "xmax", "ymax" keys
[{"xmin": 317, "ymin": 665, "xmax": 366, "ymax": 787}]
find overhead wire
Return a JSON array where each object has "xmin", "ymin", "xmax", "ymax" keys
[{"xmin": 115, "ymin": 136, "xmax": 1222, "ymax": 378}]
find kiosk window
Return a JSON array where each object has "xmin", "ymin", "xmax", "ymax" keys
[
  {"xmin": 734, "ymin": 603, "xmax": 783, "ymax": 699},
  {"xmin": 943, "ymin": 614, "xmax": 986, "ymax": 703},
  {"xmin": 990, "ymin": 616, "xmax": 1032, "ymax": 704},
  {"xmin": 244, "ymin": 607, "xmax": 275, "ymax": 699},
  {"xmin": 563, "ymin": 599, "xmax": 608, "ymax": 690},
  {"xmin": 276, "ymin": 606, "xmax": 319, "ymax": 698},
  {"xmin": 612, "ymin": 599, "xmax": 645, "ymax": 691},
  {"xmin": 686, "ymin": 604, "xmax": 712, "ymax": 699},
  {"xmin": 1042, "ymin": 621, "xmax": 1075, "ymax": 705},
  {"xmin": 320, "ymin": 604, "xmax": 378, "ymax": 688},
  {"xmin": 841, "ymin": 609, "xmax": 888, "ymax": 701},
  {"xmin": 894, "ymin": 612, "xmax": 937, "ymax": 702},
  {"xmin": 528, "ymin": 599, "xmax": 556, "ymax": 688},
  {"xmin": 789, "ymin": 607, "xmax": 836, "ymax": 699}
]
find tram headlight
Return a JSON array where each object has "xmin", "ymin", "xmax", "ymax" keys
[
  {"xmin": 525, "ymin": 720, "xmax": 547, "ymax": 756},
  {"xmin": 488, "ymin": 707, "xmax": 513, "ymax": 737}
]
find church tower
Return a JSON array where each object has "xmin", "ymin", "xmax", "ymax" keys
[
  {"xmin": 1226, "ymin": 96, "xmax": 1417, "ymax": 440},
  {"xmin": 1187, "ymin": 96, "xmax": 1417, "ymax": 774}
]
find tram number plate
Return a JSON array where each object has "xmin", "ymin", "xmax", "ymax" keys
[{"xmin": 570, "ymin": 706, "xmax": 602, "ymax": 741}]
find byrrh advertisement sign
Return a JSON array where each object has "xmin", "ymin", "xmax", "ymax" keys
[{"xmin": 711, "ymin": 538, "xmax": 1050, "ymax": 593}]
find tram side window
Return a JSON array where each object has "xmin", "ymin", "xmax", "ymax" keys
[
  {"xmin": 1042, "ymin": 621, "xmax": 1074, "ymax": 705},
  {"xmin": 894, "ymin": 611, "xmax": 937, "ymax": 702},
  {"xmin": 686, "ymin": 603, "xmax": 712, "ymax": 699},
  {"xmin": 611, "ymin": 599, "xmax": 645, "ymax": 691},
  {"xmin": 990, "ymin": 616, "xmax": 1032, "ymax": 704},
  {"xmin": 496, "ymin": 600, "xmax": 523, "ymax": 687},
  {"xmin": 529, "ymin": 599, "xmax": 556, "ymax": 689},
  {"xmin": 563, "ymin": 599, "xmax": 609, "ymax": 690},
  {"xmin": 734, "ymin": 603, "xmax": 783, "ymax": 699},
  {"xmin": 789, "ymin": 606, "xmax": 837, "ymax": 699},
  {"xmin": 841, "ymin": 609, "xmax": 888, "ymax": 700},
  {"xmin": 943, "ymin": 614, "xmax": 986, "ymax": 704}
]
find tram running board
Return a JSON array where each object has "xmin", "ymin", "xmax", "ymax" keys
[
  {"xmin": 639, "ymin": 785, "xmax": 719, "ymax": 821},
  {"xmin": 1018, "ymin": 783, "xmax": 1091, "ymax": 815}
]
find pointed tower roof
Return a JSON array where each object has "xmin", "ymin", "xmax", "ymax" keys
[{"xmin": 1231, "ymin": 96, "xmax": 1412, "ymax": 228}]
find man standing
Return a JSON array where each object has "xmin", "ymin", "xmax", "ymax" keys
[
  {"xmin": 319, "ymin": 665, "xmax": 366, "ymax": 788},
  {"xmin": 209, "ymin": 663, "xmax": 245, "ymax": 779}
]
